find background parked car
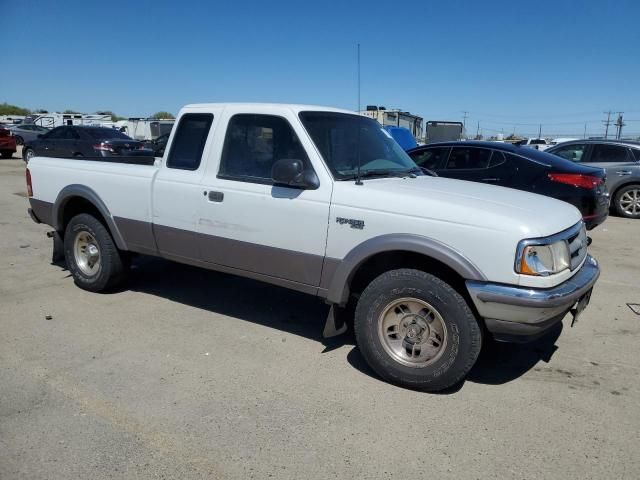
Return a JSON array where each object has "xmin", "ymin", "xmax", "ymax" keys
[
  {"xmin": 382, "ymin": 126, "xmax": 418, "ymax": 150},
  {"xmin": 22, "ymin": 126, "xmax": 152, "ymax": 162},
  {"xmin": 7, "ymin": 124, "xmax": 50, "ymax": 145},
  {"xmin": 407, "ymin": 141, "xmax": 609, "ymax": 229},
  {"xmin": 143, "ymin": 132, "xmax": 170, "ymax": 156},
  {"xmin": 0, "ymin": 127, "xmax": 17, "ymax": 158},
  {"xmin": 547, "ymin": 139, "xmax": 640, "ymax": 219},
  {"xmin": 515, "ymin": 138, "xmax": 551, "ymax": 151}
]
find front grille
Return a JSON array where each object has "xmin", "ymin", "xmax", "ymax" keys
[{"xmin": 567, "ymin": 223, "xmax": 588, "ymax": 271}]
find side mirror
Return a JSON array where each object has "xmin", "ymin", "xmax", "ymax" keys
[{"xmin": 272, "ymin": 158, "xmax": 319, "ymax": 190}]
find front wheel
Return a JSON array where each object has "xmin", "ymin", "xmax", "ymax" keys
[
  {"xmin": 614, "ymin": 184, "xmax": 640, "ymax": 219},
  {"xmin": 23, "ymin": 148, "xmax": 35, "ymax": 162},
  {"xmin": 354, "ymin": 269, "xmax": 482, "ymax": 391},
  {"xmin": 64, "ymin": 213, "xmax": 127, "ymax": 292}
]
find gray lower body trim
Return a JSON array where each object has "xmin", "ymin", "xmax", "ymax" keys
[
  {"xmin": 466, "ymin": 255, "xmax": 599, "ymax": 331},
  {"xmin": 28, "ymin": 198, "xmax": 54, "ymax": 226},
  {"xmin": 114, "ymin": 217, "xmax": 158, "ymax": 255},
  {"xmin": 125, "ymin": 222, "xmax": 326, "ymax": 295}
]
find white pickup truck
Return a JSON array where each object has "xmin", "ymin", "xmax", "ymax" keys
[{"xmin": 26, "ymin": 103, "xmax": 600, "ymax": 391}]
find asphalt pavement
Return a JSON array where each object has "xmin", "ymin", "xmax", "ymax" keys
[{"xmin": 1, "ymin": 150, "xmax": 639, "ymax": 479}]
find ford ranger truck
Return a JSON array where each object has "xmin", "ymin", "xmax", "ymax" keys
[{"xmin": 26, "ymin": 103, "xmax": 600, "ymax": 392}]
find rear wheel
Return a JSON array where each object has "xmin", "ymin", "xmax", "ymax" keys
[
  {"xmin": 64, "ymin": 213, "xmax": 127, "ymax": 292},
  {"xmin": 14, "ymin": 136, "xmax": 24, "ymax": 146},
  {"xmin": 614, "ymin": 184, "xmax": 640, "ymax": 219},
  {"xmin": 354, "ymin": 269, "xmax": 482, "ymax": 391},
  {"xmin": 0, "ymin": 150, "xmax": 14, "ymax": 158}
]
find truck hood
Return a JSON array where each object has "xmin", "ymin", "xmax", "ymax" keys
[{"xmin": 331, "ymin": 175, "xmax": 582, "ymax": 238}]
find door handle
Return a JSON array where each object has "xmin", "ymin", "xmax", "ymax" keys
[
  {"xmin": 616, "ymin": 170, "xmax": 632, "ymax": 176},
  {"xmin": 207, "ymin": 191, "xmax": 224, "ymax": 202},
  {"xmin": 482, "ymin": 178, "xmax": 499, "ymax": 182}
]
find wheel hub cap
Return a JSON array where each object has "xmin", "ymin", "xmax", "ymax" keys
[
  {"xmin": 73, "ymin": 231, "xmax": 101, "ymax": 276},
  {"xmin": 378, "ymin": 298, "xmax": 447, "ymax": 368},
  {"xmin": 620, "ymin": 189, "xmax": 640, "ymax": 216}
]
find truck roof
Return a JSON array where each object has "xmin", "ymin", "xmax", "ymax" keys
[{"xmin": 182, "ymin": 102, "xmax": 356, "ymax": 115}]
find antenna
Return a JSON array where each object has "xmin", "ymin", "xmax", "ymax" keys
[{"xmin": 355, "ymin": 43, "xmax": 363, "ymax": 185}]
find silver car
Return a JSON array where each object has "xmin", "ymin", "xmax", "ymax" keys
[
  {"xmin": 7, "ymin": 124, "xmax": 50, "ymax": 145},
  {"xmin": 548, "ymin": 139, "xmax": 640, "ymax": 219}
]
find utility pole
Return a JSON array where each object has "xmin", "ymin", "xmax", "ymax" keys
[
  {"xmin": 584, "ymin": 123, "xmax": 587, "ymax": 139},
  {"xmin": 538, "ymin": 124, "xmax": 542, "ymax": 138},
  {"xmin": 603, "ymin": 111, "xmax": 612, "ymax": 139},
  {"xmin": 462, "ymin": 111, "xmax": 468, "ymax": 133},
  {"xmin": 614, "ymin": 112, "xmax": 625, "ymax": 139},
  {"xmin": 476, "ymin": 121, "xmax": 480, "ymax": 139}
]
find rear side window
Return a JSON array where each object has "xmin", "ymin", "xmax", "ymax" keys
[
  {"xmin": 409, "ymin": 147, "xmax": 449, "ymax": 170},
  {"xmin": 446, "ymin": 147, "xmax": 492, "ymax": 169},
  {"xmin": 85, "ymin": 128, "xmax": 131, "ymax": 140},
  {"xmin": 551, "ymin": 144, "xmax": 587, "ymax": 162},
  {"xmin": 633, "ymin": 149, "xmax": 640, "ymax": 162},
  {"xmin": 45, "ymin": 127, "xmax": 65, "ymax": 139},
  {"xmin": 489, "ymin": 150, "xmax": 507, "ymax": 167},
  {"xmin": 218, "ymin": 114, "xmax": 310, "ymax": 183},
  {"xmin": 166, "ymin": 113, "xmax": 213, "ymax": 170},
  {"xmin": 590, "ymin": 144, "xmax": 631, "ymax": 163}
]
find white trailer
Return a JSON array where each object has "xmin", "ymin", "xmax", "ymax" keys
[
  {"xmin": 115, "ymin": 118, "xmax": 174, "ymax": 141},
  {"xmin": 24, "ymin": 113, "xmax": 113, "ymax": 129}
]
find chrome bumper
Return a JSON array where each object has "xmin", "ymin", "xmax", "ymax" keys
[{"xmin": 466, "ymin": 255, "xmax": 600, "ymax": 341}]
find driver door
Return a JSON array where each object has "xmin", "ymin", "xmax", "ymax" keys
[{"xmin": 197, "ymin": 108, "xmax": 332, "ymax": 288}]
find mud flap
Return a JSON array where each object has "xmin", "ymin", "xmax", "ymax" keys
[
  {"xmin": 322, "ymin": 305, "xmax": 348, "ymax": 338},
  {"xmin": 47, "ymin": 231, "xmax": 65, "ymax": 265}
]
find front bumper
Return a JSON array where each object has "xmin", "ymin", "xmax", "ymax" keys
[{"xmin": 466, "ymin": 255, "xmax": 600, "ymax": 342}]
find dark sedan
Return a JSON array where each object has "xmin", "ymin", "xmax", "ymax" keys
[
  {"xmin": 407, "ymin": 141, "xmax": 609, "ymax": 230},
  {"xmin": 22, "ymin": 126, "xmax": 152, "ymax": 162},
  {"xmin": 143, "ymin": 132, "xmax": 170, "ymax": 157}
]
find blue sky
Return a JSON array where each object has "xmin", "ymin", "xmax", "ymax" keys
[{"xmin": 2, "ymin": 0, "xmax": 640, "ymax": 136}]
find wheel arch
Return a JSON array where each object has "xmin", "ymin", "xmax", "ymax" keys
[
  {"xmin": 611, "ymin": 180, "xmax": 640, "ymax": 200},
  {"xmin": 53, "ymin": 185, "xmax": 128, "ymax": 250},
  {"xmin": 324, "ymin": 234, "xmax": 487, "ymax": 306}
]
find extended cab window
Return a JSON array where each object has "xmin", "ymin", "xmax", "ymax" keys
[
  {"xmin": 166, "ymin": 113, "xmax": 213, "ymax": 170},
  {"xmin": 409, "ymin": 147, "xmax": 449, "ymax": 170},
  {"xmin": 219, "ymin": 114, "xmax": 310, "ymax": 183},
  {"xmin": 446, "ymin": 147, "xmax": 492, "ymax": 169}
]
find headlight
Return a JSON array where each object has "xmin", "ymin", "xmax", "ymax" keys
[{"xmin": 516, "ymin": 239, "xmax": 570, "ymax": 276}]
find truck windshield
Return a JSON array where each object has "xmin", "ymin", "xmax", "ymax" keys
[{"xmin": 299, "ymin": 111, "xmax": 420, "ymax": 180}]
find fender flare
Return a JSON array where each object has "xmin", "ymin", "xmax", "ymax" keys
[
  {"xmin": 53, "ymin": 184, "xmax": 128, "ymax": 250},
  {"xmin": 325, "ymin": 233, "xmax": 487, "ymax": 305}
]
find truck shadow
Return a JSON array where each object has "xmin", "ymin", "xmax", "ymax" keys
[{"xmin": 127, "ymin": 256, "xmax": 562, "ymax": 391}]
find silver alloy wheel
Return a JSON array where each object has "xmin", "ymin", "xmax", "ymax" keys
[
  {"xmin": 73, "ymin": 230, "xmax": 101, "ymax": 276},
  {"xmin": 619, "ymin": 188, "xmax": 640, "ymax": 216},
  {"xmin": 377, "ymin": 297, "xmax": 448, "ymax": 368},
  {"xmin": 25, "ymin": 149, "xmax": 34, "ymax": 161}
]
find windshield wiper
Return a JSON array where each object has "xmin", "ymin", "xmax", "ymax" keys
[{"xmin": 340, "ymin": 168, "xmax": 420, "ymax": 181}]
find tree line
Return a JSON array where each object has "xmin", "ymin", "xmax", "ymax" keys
[{"xmin": 0, "ymin": 102, "xmax": 174, "ymax": 120}]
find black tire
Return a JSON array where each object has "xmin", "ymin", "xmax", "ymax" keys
[
  {"xmin": 23, "ymin": 148, "xmax": 34, "ymax": 162},
  {"xmin": 613, "ymin": 184, "xmax": 640, "ymax": 219},
  {"xmin": 63, "ymin": 213, "xmax": 127, "ymax": 292},
  {"xmin": 354, "ymin": 269, "xmax": 482, "ymax": 391},
  {"xmin": 15, "ymin": 136, "xmax": 24, "ymax": 146},
  {"xmin": 0, "ymin": 150, "xmax": 13, "ymax": 158}
]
